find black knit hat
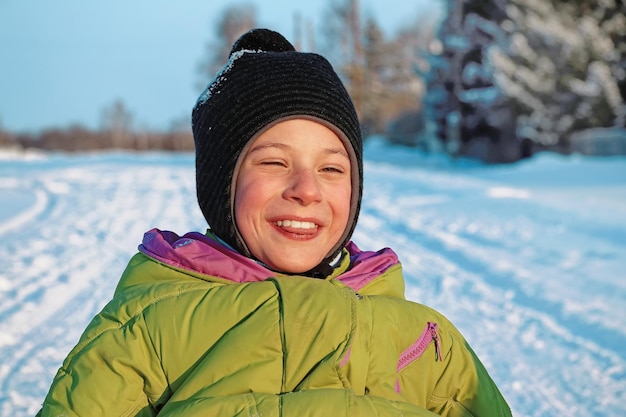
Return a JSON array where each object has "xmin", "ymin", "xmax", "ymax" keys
[{"xmin": 192, "ymin": 28, "xmax": 363, "ymax": 276}]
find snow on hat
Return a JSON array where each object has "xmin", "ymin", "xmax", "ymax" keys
[{"xmin": 191, "ymin": 28, "xmax": 363, "ymax": 276}]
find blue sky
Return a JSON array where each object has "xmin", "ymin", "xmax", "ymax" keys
[{"xmin": 0, "ymin": 0, "xmax": 436, "ymax": 133}]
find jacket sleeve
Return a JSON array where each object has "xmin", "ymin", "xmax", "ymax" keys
[
  {"xmin": 428, "ymin": 329, "xmax": 512, "ymax": 417},
  {"xmin": 157, "ymin": 389, "xmax": 443, "ymax": 417},
  {"xmin": 37, "ymin": 309, "xmax": 167, "ymax": 417}
]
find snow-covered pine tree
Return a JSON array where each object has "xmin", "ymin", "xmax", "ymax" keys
[
  {"xmin": 489, "ymin": 0, "xmax": 625, "ymax": 151},
  {"xmin": 425, "ymin": 0, "xmax": 521, "ymax": 162},
  {"xmin": 425, "ymin": 0, "xmax": 626, "ymax": 162}
]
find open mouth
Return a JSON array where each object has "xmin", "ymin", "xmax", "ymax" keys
[
  {"xmin": 274, "ymin": 220, "xmax": 318, "ymax": 230},
  {"xmin": 272, "ymin": 219, "xmax": 321, "ymax": 239}
]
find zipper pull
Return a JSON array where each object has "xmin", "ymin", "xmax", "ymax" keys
[{"xmin": 429, "ymin": 322, "xmax": 442, "ymax": 362}]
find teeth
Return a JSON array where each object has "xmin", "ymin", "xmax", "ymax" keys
[{"xmin": 275, "ymin": 220, "xmax": 318, "ymax": 229}]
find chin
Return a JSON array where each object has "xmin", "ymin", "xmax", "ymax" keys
[
  {"xmin": 270, "ymin": 258, "xmax": 320, "ymax": 275},
  {"xmin": 256, "ymin": 246, "xmax": 327, "ymax": 274},
  {"xmin": 273, "ymin": 264, "xmax": 314, "ymax": 275}
]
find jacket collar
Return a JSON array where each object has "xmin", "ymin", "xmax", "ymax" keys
[{"xmin": 138, "ymin": 228, "xmax": 403, "ymax": 296}]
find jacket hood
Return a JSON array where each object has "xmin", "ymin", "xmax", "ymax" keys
[{"xmin": 134, "ymin": 228, "xmax": 404, "ymax": 297}]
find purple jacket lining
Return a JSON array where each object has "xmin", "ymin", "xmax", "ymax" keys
[{"xmin": 138, "ymin": 228, "xmax": 399, "ymax": 291}]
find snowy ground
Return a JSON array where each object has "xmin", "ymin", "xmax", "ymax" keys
[{"xmin": 1, "ymin": 139, "xmax": 625, "ymax": 416}]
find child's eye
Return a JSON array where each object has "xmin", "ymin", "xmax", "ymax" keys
[
  {"xmin": 260, "ymin": 160, "xmax": 287, "ymax": 167},
  {"xmin": 321, "ymin": 166, "xmax": 345, "ymax": 174}
]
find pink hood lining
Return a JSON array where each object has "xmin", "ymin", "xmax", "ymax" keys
[{"xmin": 138, "ymin": 228, "xmax": 398, "ymax": 292}]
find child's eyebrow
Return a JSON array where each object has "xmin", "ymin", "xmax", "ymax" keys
[
  {"xmin": 247, "ymin": 142, "xmax": 288, "ymax": 154},
  {"xmin": 323, "ymin": 147, "xmax": 349, "ymax": 158},
  {"xmin": 248, "ymin": 142, "xmax": 349, "ymax": 158}
]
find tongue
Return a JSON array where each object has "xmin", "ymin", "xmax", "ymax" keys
[{"xmin": 278, "ymin": 225, "xmax": 317, "ymax": 236}]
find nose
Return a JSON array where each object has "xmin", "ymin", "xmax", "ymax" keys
[{"xmin": 283, "ymin": 168, "xmax": 323, "ymax": 205}]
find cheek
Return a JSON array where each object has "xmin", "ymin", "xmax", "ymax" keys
[
  {"xmin": 234, "ymin": 176, "xmax": 275, "ymax": 233},
  {"xmin": 332, "ymin": 184, "xmax": 352, "ymax": 229},
  {"xmin": 234, "ymin": 179, "xmax": 258, "ymax": 230}
]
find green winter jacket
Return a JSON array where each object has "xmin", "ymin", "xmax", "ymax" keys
[{"xmin": 37, "ymin": 229, "xmax": 511, "ymax": 417}]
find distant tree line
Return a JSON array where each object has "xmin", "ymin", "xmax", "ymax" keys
[
  {"xmin": 2, "ymin": 126, "xmax": 193, "ymax": 153},
  {"xmin": 3, "ymin": 0, "xmax": 625, "ymax": 162},
  {"xmin": 0, "ymin": 100, "xmax": 194, "ymax": 153}
]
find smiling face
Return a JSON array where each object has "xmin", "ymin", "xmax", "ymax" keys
[{"xmin": 234, "ymin": 118, "xmax": 352, "ymax": 274}]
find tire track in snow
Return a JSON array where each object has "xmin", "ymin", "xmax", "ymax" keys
[
  {"xmin": 362, "ymin": 161, "xmax": 626, "ymax": 337},
  {"xmin": 0, "ymin": 154, "xmax": 202, "ymax": 416},
  {"xmin": 0, "ymin": 184, "xmax": 47, "ymax": 237},
  {"xmin": 0, "ymin": 166, "xmax": 133, "ymax": 414}
]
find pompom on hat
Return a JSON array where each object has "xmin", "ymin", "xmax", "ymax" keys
[{"xmin": 192, "ymin": 28, "xmax": 363, "ymax": 276}]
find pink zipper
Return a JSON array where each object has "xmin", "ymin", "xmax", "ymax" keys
[
  {"xmin": 397, "ymin": 322, "xmax": 442, "ymax": 372},
  {"xmin": 395, "ymin": 322, "xmax": 442, "ymax": 393}
]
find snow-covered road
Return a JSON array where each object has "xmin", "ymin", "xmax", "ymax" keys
[{"xmin": 1, "ymin": 142, "xmax": 625, "ymax": 416}]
